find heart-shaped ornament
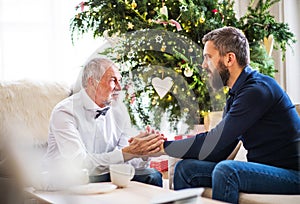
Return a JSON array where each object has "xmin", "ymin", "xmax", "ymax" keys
[
  {"xmin": 263, "ymin": 35, "xmax": 274, "ymax": 56},
  {"xmin": 152, "ymin": 77, "xmax": 174, "ymax": 99}
]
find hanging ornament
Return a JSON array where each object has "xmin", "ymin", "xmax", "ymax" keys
[
  {"xmin": 127, "ymin": 22, "xmax": 134, "ymax": 29},
  {"xmin": 152, "ymin": 99, "xmax": 157, "ymax": 105},
  {"xmin": 212, "ymin": 9, "xmax": 218, "ymax": 14},
  {"xmin": 155, "ymin": 35, "xmax": 163, "ymax": 43},
  {"xmin": 166, "ymin": 94, "xmax": 173, "ymax": 102},
  {"xmin": 179, "ymin": 5, "xmax": 188, "ymax": 12},
  {"xmin": 199, "ymin": 17, "xmax": 205, "ymax": 24},
  {"xmin": 127, "ymin": 50, "xmax": 135, "ymax": 59},
  {"xmin": 199, "ymin": 12, "xmax": 205, "ymax": 24},
  {"xmin": 184, "ymin": 108, "xmax": 189, "ymax": 113},
  {"xmin": 116, "ymin": 53, "xmax": 121, "ymax": 60},
  {"xmin": 215, "ymin": 94, "xmax": 221, "ymax": 100},
  {"xmin": 131, "ymin": 0, "xmax": 137, "ymax": 9},
  {"xmin": 173, "ymin": 85, "xmax": 178, "ymax": 94},
  {"xmin": 160, "ymin": 0, "xmax": 168, "ymax": 18},
  {"xmin": 76, "ymin": 2, "xmax": 85, "ymax": 12},
  {"xmin": 161, "ymin": 42, "xmax": 166, "ymax": 52},
  {"xmin": 263, "ymin": 35, "xmax": 274, "ymax": 56},
  {"xmin": 152, "ymin": 77, "xmax": 174, "ymax": 99},
  {"xmin": 184, "ymin": 67, "xmax": 193, "ymax": 77},
  {"xmin": 152, "ymin": 71, "xmax": 174, "ymax": 99}
]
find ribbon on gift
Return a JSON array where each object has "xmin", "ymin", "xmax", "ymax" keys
[
  {"xmin": 78, "ymin": 2, "xmax": 85, "ymax": 12},
  {"xmin": 155, "ymin": 19, "xmax": 182, "ymax": 31},
  {"xmin": 150, "ymin": 159, "xmax": 168, "ymax": 171}
]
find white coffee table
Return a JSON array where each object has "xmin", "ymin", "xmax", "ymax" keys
[{"xmin": 25, "ymin": 181, "xmax": 226, "ymax": 204}]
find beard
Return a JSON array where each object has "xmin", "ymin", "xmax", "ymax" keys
[
  {"xmin": 209, "ymin": 60, "xmax": 230, "ymax": 90},
  {"xmin": 218, "ymin": 60, "xmax": 230, "ymax": 86}
]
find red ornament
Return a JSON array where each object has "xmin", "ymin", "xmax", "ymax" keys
[{"xmin": 212, "ymin": 9, "xmax": 218, "ymax": 14}]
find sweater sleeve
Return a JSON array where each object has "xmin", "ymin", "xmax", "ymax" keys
[{"xmin": 164, "ymin": 82, "xmax": 274, "ymax": 162}]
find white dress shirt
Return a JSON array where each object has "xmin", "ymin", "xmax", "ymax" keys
[{"xmin": 43, "ymin": 89, "xmax": 148, "ymax": 175}]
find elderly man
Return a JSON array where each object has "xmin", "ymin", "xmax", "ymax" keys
[{"xmin": 43, "ymin": 57, "xmax": 163, "ymax": 188}]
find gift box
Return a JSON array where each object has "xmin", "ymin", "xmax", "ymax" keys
[
  {"xmin": 174, "ymin": 135, "xmax": 194, "ymax": 140},
  {"xmin": 150, "ymin": 159, "xmax": 168, "ymax": 172}
]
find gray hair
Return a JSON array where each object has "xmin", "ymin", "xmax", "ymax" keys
[
  {"xmin": 81, "ymin": 58, "xmax": 116, "ymax": 88},
  {"xmin": 202, "ymin": 26, "xmax": 250, "ymax": 67}
]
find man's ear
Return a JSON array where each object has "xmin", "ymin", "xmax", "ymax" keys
[
  {"xmin": 87, "ymin": 77, "xmax": 97, "ymax": 88},
  {"xmin": 224, "ymin": 52, "xmax": 236, "ymax": 67}
]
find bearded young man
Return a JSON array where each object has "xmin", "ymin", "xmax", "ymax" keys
[{"xmin": 159, "ymin": 27, "xmax": 300, "ymax": 203}]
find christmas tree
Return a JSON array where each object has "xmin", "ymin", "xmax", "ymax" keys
[{"xmin": 70, "ymin": 0, "xmax": 295, "ymax": 133}]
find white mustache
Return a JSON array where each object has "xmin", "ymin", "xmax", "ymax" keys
[{"xmin": 112, "ymin": 91, "xmax": 120, "ymax": 96}]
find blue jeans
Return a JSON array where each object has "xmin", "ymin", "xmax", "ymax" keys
[
  {"xmin": 174, "ymin": 159, "xmax": 300, "ymax": 203},
  {"xmin": 89, "ymin": 168, "xmax": 162, "ymax": 187}
]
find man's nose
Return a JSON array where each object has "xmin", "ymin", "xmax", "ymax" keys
[
  {"xmin": 115, "ymin": 81, "xmax": 122, "ymax": 91},
  {"xmin": 201, "ymin": 59, "xmax": 208, "ymax": 70}
]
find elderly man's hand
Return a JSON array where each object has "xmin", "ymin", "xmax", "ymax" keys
[
  {"xmin": 122, "ymin": 132, "xmax": 165, "ymax": 161},
  {"xmin": 128, "ymin": 125, "xmax": 166, "ymax": 143}
]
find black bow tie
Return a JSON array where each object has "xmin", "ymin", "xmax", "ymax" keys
[{"xmin": 95, "ymin": 107, "xmax": 110, "ymax": 119}]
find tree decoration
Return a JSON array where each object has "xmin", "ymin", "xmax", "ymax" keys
[
  {"xmin": 184, "ymin": 67, "xmax": 193, "ymax": 77},
  {"xmin": 160, "ymin": 0, "xmax": 168, "ymax": 19},
  {"xmin": 152, "ymin": 76, "xmax": 174, "ymax": 99},
  {"xmin": 131, "ymin": 0, "xmax": 137, "ymax": 9},
  {"xmin": 127, "ymin": 22, "xmax": 134, "ymax": 29},
  {"xmin": 70, "ymin": 0, "xmax": 296, "ymax": 133}
]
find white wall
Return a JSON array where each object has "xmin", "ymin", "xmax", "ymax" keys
[
  {"xmin": 0, "ymin": 0, "xmax": 104, "ymax": 85},
  {"xmin": 283, "ymin": 0, "xmax": 300, "ymax": 104}
]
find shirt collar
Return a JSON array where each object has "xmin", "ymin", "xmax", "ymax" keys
[{"xmin": 230, "ymin": 65, "xmax": 252, "ymax": 95}]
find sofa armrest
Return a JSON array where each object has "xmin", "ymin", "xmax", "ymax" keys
[{"xmin": 226, "ymin": 141, "xmax": 242, "ymax": 160}]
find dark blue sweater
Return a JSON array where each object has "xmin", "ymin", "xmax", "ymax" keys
[{"xmin": 164, "ymin": 66, "xmax": 300, "ymax": 171}]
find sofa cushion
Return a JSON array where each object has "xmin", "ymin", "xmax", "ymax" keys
[{"xmin": 0, "ymin": 80, "xmax": 71, "ymax": 146}]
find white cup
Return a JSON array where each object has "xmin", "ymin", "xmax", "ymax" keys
[{"xmin": 109, "ymin": 164, "xmax": 135, "ymax": 188}]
